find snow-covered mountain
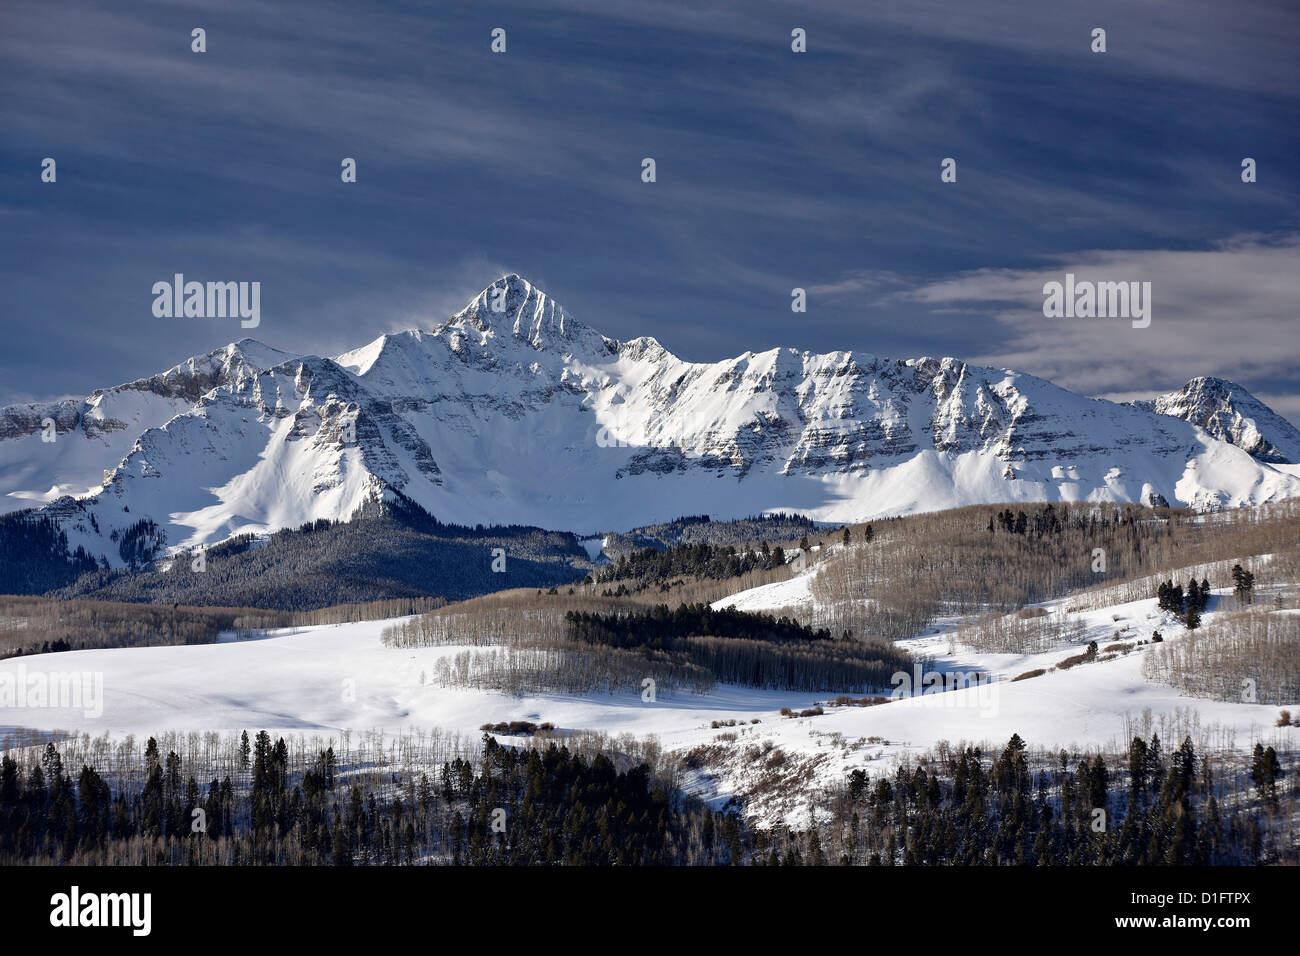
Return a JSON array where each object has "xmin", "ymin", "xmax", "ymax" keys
[
  {"xmin": 3, "ymin": 274, "xmax": 1299, "ymax": 567},
  {"xmin": 1132, "ymin": 377, "xmax": 1300, "ymax": 465},
  {"xmin": 0, "ymin": 339, "xmax": 295, "ymax": 514}
]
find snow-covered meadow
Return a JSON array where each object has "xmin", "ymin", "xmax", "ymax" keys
[{"xmin": 2, "ymin": 564, "xmax": 1293, "ymax": 825}]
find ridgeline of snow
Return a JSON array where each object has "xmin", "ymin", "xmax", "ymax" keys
[{"xmin": 2, "ymin": 275, "xmax": 1299, "ymax": 566}]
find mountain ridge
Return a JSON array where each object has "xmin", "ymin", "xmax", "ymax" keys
[{"xmin": 2, "ymin": 274, "xmax": 1298, "ymax": 568}]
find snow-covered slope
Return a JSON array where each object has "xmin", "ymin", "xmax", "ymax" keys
[
  {"xmin": 0, "ymin": 339, "xmax": 296, "ymax": 515},
  {"xmin": 3, "ymin": 275, "xmax": 1299, "ymax": 566}
]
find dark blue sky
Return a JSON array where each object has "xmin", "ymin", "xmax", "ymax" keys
[{"xmin": 2, "ymin": 0, "xmax": 1298, "ymax": 416}]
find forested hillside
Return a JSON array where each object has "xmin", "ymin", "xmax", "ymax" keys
[
  {"xmin": 805, "ymin": 499, "xmax": 1300, "ymax": 642},
  {"xmin": 48, "ymin": 511, "xmax": 593, "ymax": 611},
  {"xmin": 598, "ymin": 513, "xmax": 816, "ymax": 562},
  {"xmin": 0, "ymin": 513, "xmax": 101, "ymax": 594}
]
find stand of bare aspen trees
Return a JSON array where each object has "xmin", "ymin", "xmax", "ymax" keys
[
  {"xmin": 1144, "ymin": 605, "xmax": 1300, "ymax": 704},
  {"xmin": 382, "ymin": 590, "xmax": 909, "ymax": 695},
  {"xmin": 806, "ymin": 500, "xmax": 1300, "ymax": 646}
]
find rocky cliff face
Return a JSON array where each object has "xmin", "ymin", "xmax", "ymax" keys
[{"xmin": 3, "ymin": 275, "xmax": 1298, "ymax": 567}]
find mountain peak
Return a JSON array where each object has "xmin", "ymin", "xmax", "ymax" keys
[
  {"xmin": 1179, "ymin": 375, "xmax": 1238, "ymax": 396},
  {"xmin": 447, "ymin": 275, "xmax": 616, "ymax": 355},
  {"xmin": 223, "ymin": 338, "xmax": 296, "ymax": 371},
  {"xmin": 1145, "ymin": 376, "xmax": 1300, "ymax": 464}
]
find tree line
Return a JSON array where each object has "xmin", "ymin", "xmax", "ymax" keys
[
  {"xmin": 564, "ymin": 603, "xmax": 831, "ymax": 649},
  {"xmin": 1, "ymin": 727, "xmax": 1291, "ymax": 866},
  {"xmin": 0, "ymin": 732, "xmax": 737, "ymax": 866},
  {"xmin": 761, "ymin": 733, "xmax": 1295, "ymax": 865},
  {"xmin": 0, "ymin": 594, "xmax": 448, "ymax": 660},
  {"xmin": 593, "ymin": 541, "xmax": 787, "ymax": 589}
]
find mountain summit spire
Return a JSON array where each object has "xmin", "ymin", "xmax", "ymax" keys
[{"xmin": 449, "ymin": 274, "xmax": 611, "ymax": 353}]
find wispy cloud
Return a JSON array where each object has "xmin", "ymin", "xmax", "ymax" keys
[
  {"xmin": 0, "ymin": 0, "xmax": 1295, "ymax": 410},
  {"xmin": 895, "ymin": 232, "xmax": 1300, "ymax": 403}
]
